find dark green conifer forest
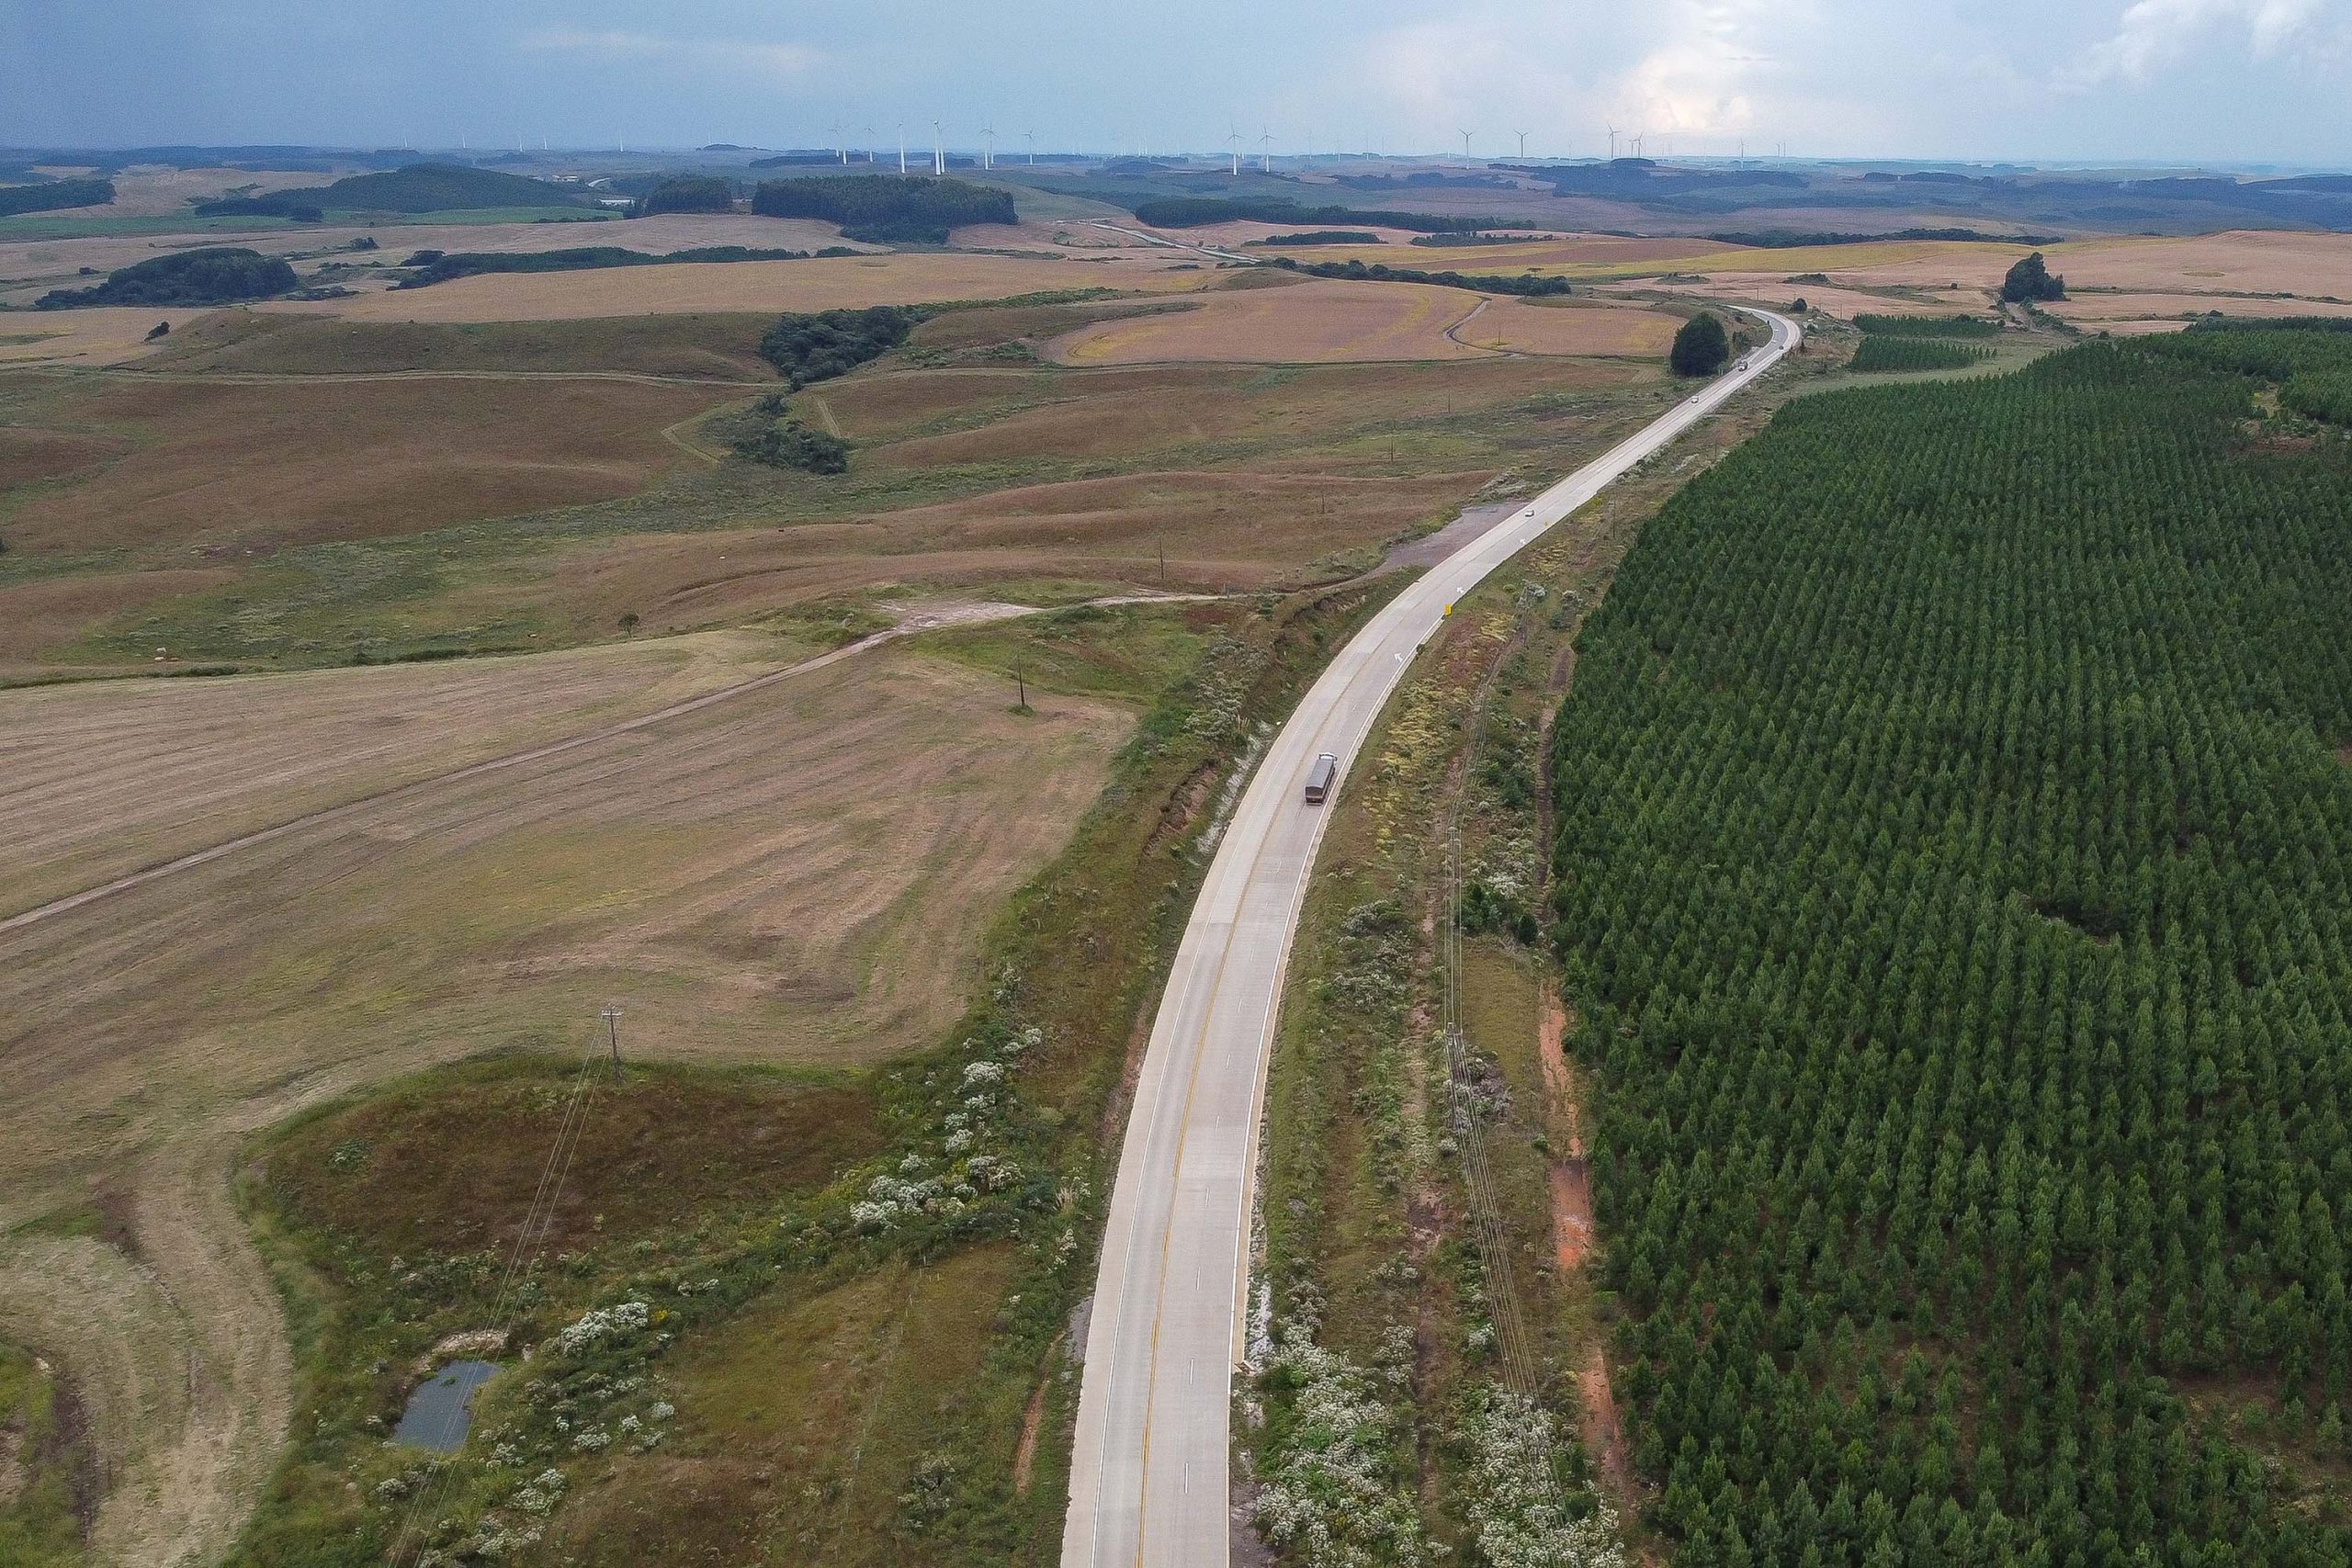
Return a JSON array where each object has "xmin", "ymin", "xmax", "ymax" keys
[{"xmin": 1547, "ymin": 335, "xmax": 2352, "ymax": 1567}]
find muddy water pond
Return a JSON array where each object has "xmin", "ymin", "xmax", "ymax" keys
[{"xmin": 393, "ymin": 1359, "xmax": 498, "ymax": 1451}]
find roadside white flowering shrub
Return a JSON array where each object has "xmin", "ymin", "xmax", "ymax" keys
[
  {"xmin": 850, "ymin": 1200, "xmax": 895, "ymax": 1233},
  {"xmin": 1252, "ymin": 1325, "xmax": 1431, "ymax": 1568},
  {"xmin": 960, "ymin": 1059, "xmax": 1006, "ymax": 1088},
  {"xmin": 510, "ymin": 1470, "xmax": 566, "ymax": 1516},
  {"xmin": 553, "ymin": 1300, "xmax": 650, "ymax": 1354},
  {"xmin": 944, "ymin": 1129, "xmax": 974, "ymax": 1154},
  {"xmin": 647, "ymin": 1401, "xmax": 674, "ymax": 1422},
  {"xmin": 571, "ymin": 1427, "xmax": 611, "ymax": 1452},
  {"xmin": 965, "ymin": 1155, "xmax": 1022, "ymax": 1192},
  {"xmin": 1462, "ymin": 1389, "xmax": 1625, "ymax": 1568}
]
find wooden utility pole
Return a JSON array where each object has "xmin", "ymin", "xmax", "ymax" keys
[
  {"xmin": 600, "ymin": 1005, "xmax": 622, "ymax": 1077},
  {"xmin": 1014, "ymin": 665, "xmax": 1027, "ymax": 710}
]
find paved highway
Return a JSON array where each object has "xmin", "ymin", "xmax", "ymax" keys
[{"xmin": 1061, "ymin": 307, "xmax": 1800, "ymax": 1568}]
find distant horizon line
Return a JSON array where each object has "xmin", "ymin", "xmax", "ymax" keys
[{"xmin": 4, "ymin": 142, "xmax": 2347, "ymax": 175}]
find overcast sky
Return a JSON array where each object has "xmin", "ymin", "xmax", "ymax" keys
[{"xmin": 4, "ymin": 0, "xmax": 2348, "ymax": 167}]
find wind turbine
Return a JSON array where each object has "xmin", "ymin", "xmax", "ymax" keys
[
  {"xmin": 981, "ymin": 122, "xmax": 996, "ymax": 169},
  {"xmin": 1459, "ymin": 128, "xmax": 1474, "ymax": 157},
  {"xmin": 865, "ymin": 125, "xmax": 878, "ymax": 163},
  {"xmin": 1025, "ymin": 130, "xmax": 1035, "ymax": 164},
  {"xmin": 933, "ymin": 121, "xmax": 944, "ymax": 176},
  {"xmin": 897, "ymin": 121, "xmax": 908, "ymax": 175},
  {"xmin": 1258, "ymin": 127, "xmax": 1272, "ymax": 174},
  {"xmin": 1227, "ymin": 125, "xmax": 1241, "ymax": 176},
  {"xmin": 1606, "ymin": 123, "xmax": 1619, "ymax": 160},
  {"xmin": 1512, "ymin": 129, "xmax": 1529, "ymax": 159},
  {"xmin": 830, "ymin": 123, "xmax": 845, "ymax": 164}
]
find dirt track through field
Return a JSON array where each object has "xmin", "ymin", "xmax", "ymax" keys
[
  {"xmin": 0, "ymin": 618, "xmax": 1144, "ymax": 1565},
  {"xmin": 1, "ymin": 598, "xmax": 1151, "ymax": 936}
]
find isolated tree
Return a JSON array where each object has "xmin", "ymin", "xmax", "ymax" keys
[
  {"xmin": 1670, "ymin": 311, "xmax": 1733, "ymax": 377},
  {"xmin": 2001, "ymin": 251, "xmax": 2066, "ymax": 302}
]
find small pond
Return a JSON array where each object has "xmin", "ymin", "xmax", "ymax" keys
[{"xmin": 392, "ymin": 1359, "xmax": 499, "ymax": 1452}]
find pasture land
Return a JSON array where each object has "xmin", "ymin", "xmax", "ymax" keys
[
  {"xmin": 0, "ymin": 308, "xmax": 223, "ymax": 366},
  {"xmin": 1453, "ymin": 296, "xmax": 1684, "ymax": 356},
  {"xmin": 0, "ymin": 368, "xmax": 734, "ymax": 555},
  {"xmin": 139, "ymin": 310, "xmax": 784, "ymax": 378},
  {"xmin": 0, "ymin": 637, "xmax": 1130, "ymax": 1565},
  {"xmin": 266, "ymin": 251, "xmax": 1207, "ymax": 323},
  {"xmin": 5, "ymin": 324, "xmax": 1670, "ymax": 671}
]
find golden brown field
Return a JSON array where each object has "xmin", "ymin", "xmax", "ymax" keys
[
  {"xmin": 0, "ymin": 637, "xmax": 1130, "ymax": 1565},
  {"xmin": 1455, "ymin": 297, "xmax": 1685, "ymax": 355},
  {"xmin": 269, "ymin": 250, "xmax": 1208, "ymax": 323},
  {"xmin": 1047, "ymin": 277, "xmax": 1486, "ymax": 363},
  {"xmin": 0, "ymin": 307, "xmax": 223, "ymax": 365}
]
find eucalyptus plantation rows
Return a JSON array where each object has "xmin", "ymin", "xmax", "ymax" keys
[{"xmin": 1546, "ymin": 337, "xmax": 2352, "ymax": 1566}]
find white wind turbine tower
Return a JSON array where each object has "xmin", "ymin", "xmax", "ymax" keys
[
  {"xmin": 830, "ymin": 123, "xmax": 846, "ymax": 164},
  {"xmin": 1459, "ymin": 128, "xmax": 1473, "ymax": 157},
  {"xmin": 932, "ymin": 121, "xmax": 944, "ymax": 176},
  {"xmin": 1258, "ymin": 127, "xmax": 1272, "ymax": 173},
  {"xmin": 897, "ymin": 121, "xmax": 908, "ymax": 175},
  {"xmin": 865, "ymin": 125, "xmax": 878, "ymax": 163},
  {"xmin": 1513, "ymin": 129, "xmax": 1529, "ymax": 158},
  {"xmin": 1025, "ymin": 130, "xmax": 1035, "ymax": 164},
  {"xmin": 1606, "ymin": 123, "xmax": 1619, "ymax": 160},
  {"xmin": 981, "ymin": 122, "xmax": 996, "ymax": 169},
  {"xmin": 1227, "ymin": 125, "xmax": 1241, "ymax": 176}
]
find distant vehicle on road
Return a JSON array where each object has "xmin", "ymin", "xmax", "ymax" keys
[{"xmin": 1304, "ymin": 753, "xmax": 1338, "ymax": 804}]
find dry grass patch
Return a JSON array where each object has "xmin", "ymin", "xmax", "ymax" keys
[
  {"xmin": 1047, "ymin": 277, "xmax": 1491, "ymax": 364},
  {"xmin": 1, "ymin": 372, "xmax": 734, "ymax": 554},
  {"xmin": 2052, "ymin": 291, "xmax": 2352, "ymax": 324},
  {"xmin": 560, "ymin": 1245, "xmax": 1018, "ymax": 1567},
  {"xmin": 269, "ymin": 252, "xmax": 1206, "ymax": 324},
  {"xmin": 0, "ymin": 567, "xmax": 236, "ymax": 672},
  {"xmin": 0, "ymin": 423, "xmax": 121, "ymax": 483}
]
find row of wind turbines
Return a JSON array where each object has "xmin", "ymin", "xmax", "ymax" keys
[{"xmin": 811, "ymin": 122, "xmax": 1788, "ymax": 172}]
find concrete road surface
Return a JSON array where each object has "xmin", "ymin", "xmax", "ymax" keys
[{"xmin": 1061, "ymin": 308, "xmax": 1800, "ymax": 1568}]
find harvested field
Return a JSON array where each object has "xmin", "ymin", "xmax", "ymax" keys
[
  {"xmin": 0, "ymin": 371, "xmax": 734, "ymax": 553},
  {"xmin": 1246, "ymin": 232, "xmax": 1739, "ymax": 272},
  {"xmin": 0, "ymin": 627, "xmax": 814, "ymax": 913},
  {"xmin": 0, "ymin": 639, "xmax": 1130, "ymax": 1565},
  {"xmin": 1047, "ymin": 278, "xmax": 1490, "ymax": 363},
  {"xmin": 1811, "ymin": 229, "xmax": 2352, "ymax": 299},
  {"xmin": 0, "ymin": 307, "xmax": 220, "ymax": 366},
  {"xmin": 1454, "ymin": 297, "xmax": 1682, "ymax": 356},
  {"xmin": 266, "ymin": 251, "xmax": 1206, "ymax": 323},
  {"xmin": 2050, "ymin": 290, "xmax": 2352, "ymax": 324},
  {"xmin": 1633, "ymin": 278, "xmax": 1994, "ymax": 319},
  {"xmin": 137, "ymin": 309, "xmax": 781, "ymax": 379}
]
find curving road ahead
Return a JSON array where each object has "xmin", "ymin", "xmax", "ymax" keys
[{"xmin": 1061, "ymin": 308, "xmax": 1800, "ymax": 1568}]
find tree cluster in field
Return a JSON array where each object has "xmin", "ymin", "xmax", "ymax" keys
[
  {"xmin": 254, "ymin": 162, "xmax": 586, "ymax": 215},
  {"xmin": 191, "ymin": 191, "xmax": 325, "ymax": 220},
  {"xmin": 1546, "ymin": 334, "xmax": 2352, "ymax": 1566},
  {"xmin": 1130, "ymin": 196, "xmax": 1500, "ymax": 233},
  {"xmin": 1271, "ymin": 254, "xmax": 1572, "ymax": 296},
  {"xmin": 748, "ymin": 174, "xmax": 1015, "ymax": 244},
  {"xmin": 756, "ymin": 304, "xmax": 919, "ymax": 388},
  {"xmin": 395, "ymin": 243, "xmax": 831, "ymax": 288},
  {"xmin": 2001, "ymin": 252, "xmax": 2066, "ymax": 303},
  {"xmin": 36, "ymin": 245, "xmax": 296, "ymax": 308},
  {"xmin": 1669, "ymin": 312, "xmax": 1732, "ymax": 376},
  {"xmin": 730, "ymin": 393, "xmax": 850, "ymax": 474},
  {"xmin": 1245, "ymin": 230, "xmax": 1382, "ymax": 246},
  {"xmin": 0, "ymin": 176, "xmax": 115, "ymax": 217},
  {"xmin": 631, "ymin": 175, "xmax": 735, "ymax": 217}
]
